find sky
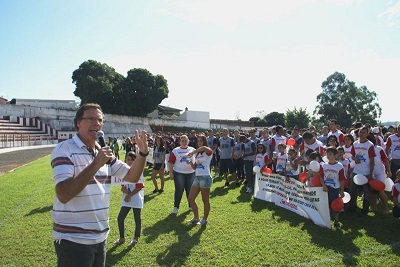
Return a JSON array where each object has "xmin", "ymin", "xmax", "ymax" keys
[{"xmin": 1, "ymin": 0, "xmax": 399, "ymax": 123}]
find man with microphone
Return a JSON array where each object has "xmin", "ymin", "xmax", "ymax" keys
[{"xmin": 50, "ymin": 103, "xmax": 148, "ymax": 267}]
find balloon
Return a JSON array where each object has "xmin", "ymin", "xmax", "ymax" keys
[
  {"xmin": 353, "ymin": 174, "xmax": 368, "ymax": 185},
  {"xmin": 262, "ymin": 167, "xmax": 273, "ymax": 174},
  {"xmin": 287, "ymin": 138, "xmax": 295, "ymax": 146},
  {"xmin": 253, "ymin": 166, "xmax": 261, "ymax": 173},
  {"xmin": 342, "ymin": 192, "xmax": 351, "ymax": 203},
  {"xmin": 309, "ymin": 160, "xmax": 320, "ymax": 172},
  {"xmin": 384, "ymin": 178, "xmax": 394, "ymax": 192},
  {"xmin": 331, "ymin": 197, "xmax": 344, "ymax": 212},
  {"xmin": 299, "ymin": 172, "xmax": 308, "ymax": 183},
  {"xmin": 311, "ymin": 175, "xmax": 322, "ymax": 187},
  {"xmin": 369, "ymin": 179, "xmax": 385, "ymax": 192}
]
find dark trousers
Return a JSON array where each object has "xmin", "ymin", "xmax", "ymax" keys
[
  {"xmin": 390, "ymin": 160, "xmax": 400, "ymax": 182},
  {"xmin": 117, "ymin": 206, "xmax": 141, "ymax": 239},
  {"xmin": 244, "ymin": 160, "xmax": 254, "ymax": 187},
  {"xmin": 348, "ymin": 173, "xmax": 371, "ymax": 213},
  {"xmin": 173, "ymin": 171, "xmax": 195, "ymax": 209},
  {"xmin": 54, "ymin": 239, "xmax": 106, "ymax": 267}
]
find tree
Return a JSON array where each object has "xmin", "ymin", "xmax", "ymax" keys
[
  {"xmin": 263, "ymin": 112, "xmax": 285, "ymax": 126},
  {"xmin": 72, "ymin": 60, "xmax": 169, "ymax": 117},
  {"xmin": 255, "ymin": 118, "xmax": 268, "ymax": 127},
  {"xmin": 249, "ymin": 117, "xmax": 260, "ymax": 124},
  {"xmin": 285, "ymin": 108, "xmax": 310, "ymax": 129},
  {"xmin": 114, "ymin": 69, "xmax": 169, "ymax": 117},
  {"xmin": 313, "ymin": 72, "xmax": 381, "ymax": 128},
  {"xmin": 72, "ymin": 60, "xmax": 124, "ymax": 113}
]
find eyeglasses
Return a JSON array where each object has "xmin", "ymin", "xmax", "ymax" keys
[{"xmin": 81, "ymin": 117, "xmax": 104, "ymax": 124}]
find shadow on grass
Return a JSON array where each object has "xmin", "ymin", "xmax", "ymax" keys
[
  {"xmin": 106, "ymin": 240, "xmax": 135, "ymax": 266},
  {"xmin": 266, "ymin": 200, "xmax": 400, "ymax": 266},
  {"xmin": 25, "ymin": 204, "xmax": 53, "ymax": 216},
  {"xmin": 141, "ymin": 211, "xmax": 205, "ymax": 266},
  {"xmin": 210, "ymin": 185, "xmax": 230, "ymax": 198}
]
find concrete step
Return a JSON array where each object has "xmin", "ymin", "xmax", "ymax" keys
[{"xmin": 0, "ymin": 127, "xmax": 41, "ymax": 131}]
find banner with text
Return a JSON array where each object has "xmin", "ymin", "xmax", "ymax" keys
[{"xmin": 254, "ymin": 172, "xmax": 331, "ymax": 229}]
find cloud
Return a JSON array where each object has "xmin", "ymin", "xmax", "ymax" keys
[
  {"xmin": 161, "ymin": 0, "xmax": 311, "ymax": 31},
  {"xmin": 379, "ymin": 0, "xmax": 400, "ymax": 25}
]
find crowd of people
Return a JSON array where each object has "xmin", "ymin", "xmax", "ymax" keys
[
  {"xmin": 127, "ymin": 120, "xmax": 400, "ymax": 230},
  {"xmin": 50, "ymin": 102, "xmax": 400, "ymax": 266}
]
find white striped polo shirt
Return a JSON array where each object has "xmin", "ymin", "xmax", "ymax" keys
[{"xmin": 51, "ymin": 134, "xmax": 130, "ymax": 245}]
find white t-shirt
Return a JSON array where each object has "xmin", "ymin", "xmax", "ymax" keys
[{"xmin": 194, "ymin": 150, "xmax": 213, "ymax": 176}]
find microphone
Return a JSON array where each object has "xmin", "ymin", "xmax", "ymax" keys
[{"xmin": 96, "ymin": 131, "xmax": 106, "ymax": 147}]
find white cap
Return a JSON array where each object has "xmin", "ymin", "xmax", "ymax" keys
[{"xmin": 372, "ymin": 127, "xmax": 380, "ymax": 134}]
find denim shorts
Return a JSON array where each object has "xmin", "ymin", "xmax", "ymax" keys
[{"xmin": 192, "ymin": 175, "xmax": 213, "ymax": 188}]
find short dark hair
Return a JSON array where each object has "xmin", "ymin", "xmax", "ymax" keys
[{"xmin": 74, "ymin": 103, "xmax": 102, "ymax": 130}]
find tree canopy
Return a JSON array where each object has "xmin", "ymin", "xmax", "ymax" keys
[
  {"xmin": 285, "ymin": 108, "xmax": 310, "ymax": 129},
  {"xmin": 313, "ymin": 72, "xmax": 381, "ymax": 128},
  {"xmin": 72, "ymin": 60, "xmax": 169, "ymax": 117}
]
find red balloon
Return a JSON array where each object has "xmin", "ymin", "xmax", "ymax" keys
[
  {"xmin": 262, "ymin": 167, "xmax": 273, "ymax": 174},
  {"xmin": 369, "ymin": 179, "xmax": 385, "ymax": 191},
  {"xmin": 311, "ymin": 175, "xmax": 322, "ymax": 187},
  {"xmin": 331, "ymin": 197, "xmax": 344, "ymax": 212},
  {"xmin": 287, "ymin": 138, "xmax": 296, "ymax": 146},
  {"xmin": 299, "ymin": 172, "xmax": 308, "ymax": 183}
]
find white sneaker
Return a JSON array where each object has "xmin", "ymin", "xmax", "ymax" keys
[
  {"xmin": 172, "ymin": 207, "xmax": 179, "ymax": 214},
  {"xmin": 197, "ymin": 218, "xmax": 207, "ymax": 226},
  {"xmin": 187, "ymin": 218, "xmax": 200, "ymax": 224},
  {"xmin": 130, "ymin": 239, "xmax": 138, "ymax": 246}
]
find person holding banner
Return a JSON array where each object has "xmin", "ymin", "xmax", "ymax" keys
[
  {"xmin": 275, "ymin": 143, "xmax": 288, "ymax": 176},
  {"xmin": 286, "ymin": 147, "xmax": 300, "ymax": 180},
  {"xmin": 255, "ymin": 143, "xmax": 272, "ymax": 176},
  {"xmin": 114, "ymin": 152, "xmax": 144, "ymax": 246},
  {"xmin": 51, "ymin": 103, "xmax": 148, "ymax": 267},
  {"xmin": 320, "ymin": 146, "xmax": 345, "ymax": 230}
]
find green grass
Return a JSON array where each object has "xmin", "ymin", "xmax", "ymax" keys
[{"xmin": 1, "ymin": 155, "xmax": 400, "ymax": 266}]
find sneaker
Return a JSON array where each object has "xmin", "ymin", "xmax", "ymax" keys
[
  {"xmin": 130, "ymin": 239, "xmax": 138, "ymax": 246},
  {"xmin": 114, "ymin": 239, "xmax": 125, "ymax": 245},
  {"xmin": 334, "ymin": 220, "xmax": 341, "ymax": 230},
  {"xmin": 158, "ymin": 189, "xmax": 164, "ymax": 194},
  {"xmin": 187, "ymin": 218, "xmax": 200, "ymax": 224},
  {"xmin": 197, "ymin": 218, "xmax": 207, "ymax": 226},
  {"xmin": 153, "ymin": 189, "xmax": 159, "ymax": 193},
  {"xmin": 245, "ymin": 186, "xmax": 251, "ymax": 193},
  {"xmin": 172, "ymin": 207, "xmax": 179, "ymax": 214}
]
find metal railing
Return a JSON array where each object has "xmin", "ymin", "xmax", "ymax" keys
[{"xmin": 0, "ymin": 134, "xmax": 57, "ymax": 148}]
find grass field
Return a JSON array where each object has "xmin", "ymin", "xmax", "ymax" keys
[{"xmin": 1, "ymin": 154, "xmax": 400, "ymax": 267}]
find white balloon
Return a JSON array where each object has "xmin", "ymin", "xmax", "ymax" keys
[
  {"xmin": 353, "ymin": 174, "xmax": 368, "ymax": 185},
  {"xmin": 309, "ymin": 160, "xmax": 320, "ymax": 172},
  {"xmin": 342, "ymin": 192, "xmax": 351, "ymax": 203},
  {"xmin": 253, "ymin": 166, "xmax": 261, "ymax": 173},
  {"xmin": 384, "ymin": 178, "xmax": 394, "ymax": 192}
]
